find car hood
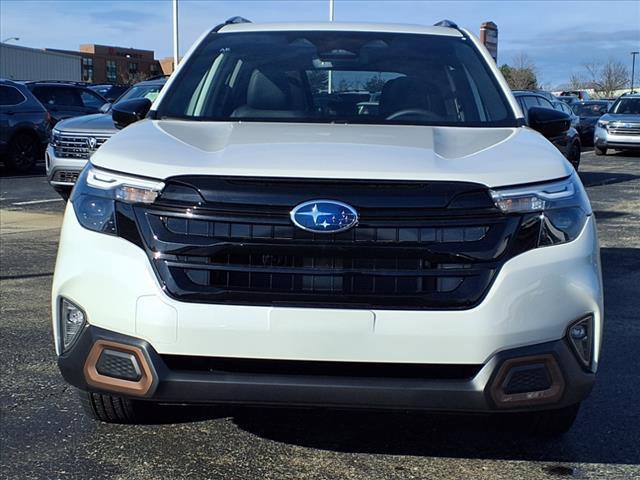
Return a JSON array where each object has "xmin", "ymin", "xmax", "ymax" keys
[
  {"xmin": 600, "ymin": 113, "xmax": 640, "ymax": 123},
  {"xmin": 90, "ymin": 120, "xmax": 572, "ymax": 188},
  {"xmin": 55, "ymin": 113, "xmax": 117, "ymax": 134}
]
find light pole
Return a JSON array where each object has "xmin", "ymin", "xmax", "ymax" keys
[
  {"xmin": 173, "ymin": 0, "xmax": 180, "ymax": 71},
  {"xmin": 2, "ymin": 37, "xmax": 19, "ymax": 43},
  {"xmin": 631, "ymin": 51, "xmax": 639, "ymax": 93},
  {"xmin": 327, "ymin": 0, "xmax": 334, "ymax": 94}
]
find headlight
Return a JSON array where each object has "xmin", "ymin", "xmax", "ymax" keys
[
  {"xmin": 50, "ymin": 128, "xmax": 61, "ymax": 146},
  {"xmin": 490, "ymin": 173, "xmax": 591, "ymax": 245},
  {"xmin": 596, "ymin": 120, "xmax": 609, "ymax": 129},
  {"xmin": 71, "ymin": 164, "xmax": 164, "ymax": 235}
]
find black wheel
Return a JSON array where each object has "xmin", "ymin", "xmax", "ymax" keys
[
  {"xmin": 5, "ymin": 132, "xmax": 40, "ymax": 173},
  {"xmin": 509, "ymin": 403, "xmax": 580, "ymax": 438},
  {"xmin": 567, "ymin": 142, "xmax": 581, "ymax": 170},
  {"xmin": 594, "ymin": 145, "xmax": 607, "ymax": 156},
  {"xmin": 79, "ymin": 390, "xmax": 150, "ymax": 424}
]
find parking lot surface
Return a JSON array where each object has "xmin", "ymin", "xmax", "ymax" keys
[{"xmin": 1, "ymin": 151, "xmax": 639, "ymax": 480}]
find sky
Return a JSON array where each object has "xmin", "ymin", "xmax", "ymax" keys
[{"xmin": 1, "ymin": 0, "xmax": 639, "ymax": 88}]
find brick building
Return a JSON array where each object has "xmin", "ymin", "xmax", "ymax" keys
[{"xmin": 47, "ymin": 44, "xmax": 162, "ymax": 84}]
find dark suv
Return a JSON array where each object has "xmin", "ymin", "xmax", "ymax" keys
[
  {"xmin": 513, "ymin": 91, "xmax": 581, "ymax": 169},
  {"xmin": 88, "ymin": 84, "xmax": 129, "ymax": 103},
  {"xmin": 25, "ymin": 82, "xmax": 108, "ymax": 125},
  {"xmin": 0, "ymin": 79, "xmax": 51, "ymax": 173}
]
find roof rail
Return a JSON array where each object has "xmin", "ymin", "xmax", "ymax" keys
[
  {"xmin": 212, "ymin": 16, "xmax": 252, "ymax": 34},
  {"xmin": 225, "ymin": 16, "xmax": 251, "ymax": 25},
  {"xmin": 433, "ymin": 19, "xmax": 458, "ymax": 28},
  {"xmin": 24, "ymin": 80, "xmax": 92, "ymax": 86}
]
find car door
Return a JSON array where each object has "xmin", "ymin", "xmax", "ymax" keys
[
  {"xmin": 31, "ymin": 86, "xmax": 85, "ymax": 122},
  {"xmin": 0, "ymin": 85, "xmax": 29, "ymax": 151}
]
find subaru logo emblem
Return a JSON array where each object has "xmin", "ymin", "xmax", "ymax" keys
[
  {"xmin": 290, "ymin": 200, "xmax": 358, "ymax": 233},
  {"xmin": 87, "ymin": 137, "xmax": 97, "ymax": 150}
]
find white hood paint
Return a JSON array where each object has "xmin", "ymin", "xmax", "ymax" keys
[{"xmin": 91, "ymin": 120, "xmax": 572, "ymax": 188}]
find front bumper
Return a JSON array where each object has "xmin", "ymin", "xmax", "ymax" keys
[
  {"xmin": 52, "ymin": 203, "xmax": 604, "ymax": 366},
  {"xmin": 45, "ymin": 144, "xmax": 88, "ymax": 192},
  {"xmin": 594, "ymin": 126, "xmax": 640, "ymax": 150},
  {"xmin": 59, "ymin": 325, "xmax": 594, "ymax": 412}
]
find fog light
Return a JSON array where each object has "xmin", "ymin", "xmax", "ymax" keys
[
  {"xmin": 570, "ymin": 324, "xmax": 587, "ymax": 340},
  {"xmin": 60, "ymin": 298, "xmax": 86, "ymax": 352},
  {"xmin": 567, "ymin": 315, "xmax": 594, "ymax": 371}
]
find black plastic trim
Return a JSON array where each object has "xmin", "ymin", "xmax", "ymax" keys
[{"xmin": 59, "ymin": 326, "xmax": 595, "ymax": 412}]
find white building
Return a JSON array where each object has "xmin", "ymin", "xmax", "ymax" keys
[{"xmin": 0, "ymin": 43, "xmax": 81, "ymax": 81}]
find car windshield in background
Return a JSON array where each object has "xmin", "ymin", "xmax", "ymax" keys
[
  {"xmin": 115, "ymin": 85, "xmax": 163, "ymax": 105},
  {"xmin": 573, "ymin": 103, "xmax": 609, "ymax": 116},
  {"xmin": 609, "ymin": 98, "xmax": 640, "ymax": 115},
  {"xmin": 157, "ymin": 31, "xmax": 516, "ymax": 127}
]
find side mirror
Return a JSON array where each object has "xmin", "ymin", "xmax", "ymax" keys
[
  {"xmin": 528, "ymin": 107, "xmax": 570, "ymax": 138},
  {"xmin": 112, "ymin": 98, "xmax": 152, "ymax": 129},
  {"xmin": 99, "ymin": 103, "xmax": 112, "ymax": 114}
]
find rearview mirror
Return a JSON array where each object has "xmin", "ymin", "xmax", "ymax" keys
[
  {"xmin": 112, "ymin": 98, "xmax": 152, "ymax": 129},
  {"xmin": 528, "ymin": 107, "xmax": 570, "ymax": 138}
]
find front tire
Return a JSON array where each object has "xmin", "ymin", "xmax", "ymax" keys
[
  {"xmin": 5, "ymin": 132, "xmax": 40, "ymax": 173},
  {"xmin": 79, "ymin": 391, "xmax": 149, "ymax": 424},
  {"xmin": 594, "ymin": 145, "xmax": 607, "ymax": 156},
  {"xmin": 568, "ymin": 141, "xmax": 581, "ymax": 170}
]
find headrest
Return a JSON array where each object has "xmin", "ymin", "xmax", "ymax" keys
[{"xmin": 247, "ymin": 69, "xmax": 292, "ymax": 110}]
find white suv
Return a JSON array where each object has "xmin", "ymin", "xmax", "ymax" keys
[{"xmin": 52, "ymin": 18, "xmax": 602, "ymax": 436}]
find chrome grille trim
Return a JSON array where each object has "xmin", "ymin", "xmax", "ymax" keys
[{"xmin": 53, "ymin": 133, "xmax": 111, "ymax": 159}]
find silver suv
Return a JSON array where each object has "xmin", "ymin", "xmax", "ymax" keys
[
  {"xmin": 594, "ymin": 93, "xmax": 640, "ymax": 155},
  {"xmin": 46, "ymin": 77, "xmax": 166, "ymax": 198}
]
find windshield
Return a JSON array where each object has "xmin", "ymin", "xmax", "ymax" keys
[
  {"xmin": 157, "ymin": 31, "xmax": 516, "ymax": 127},
  {"xmin": 115, "ymin": 84, "xmax": 163, "ymax": 105},
  {"xmin": 573, "ymin": 103, "xmax": 609, "ymax": 116},
  {"xmin": 609, "ymin": 97, "xmax": 640, "ymax": 115}
]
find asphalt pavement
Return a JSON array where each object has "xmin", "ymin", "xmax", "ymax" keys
[{"xmin": 1, "ymin": 151, "xmax": 639, "ymax": 480}]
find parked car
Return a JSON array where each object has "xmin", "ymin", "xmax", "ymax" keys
[
  {"xmin": 557, "ymin": 95, "xmax": 580, "ymax": 106},
  {"xmin": 572, "ymin": 101, "xmax": 610, "ymax": 146},
  {"xmin": 88, "ymin": 84, "xmax": 129, "ymax": 103},
  {"xmin": 54, "ymin": 18, "xmax": 601, "ymax": 437},
  {"xmin": 25, "ymin": 81, "xmax": 108, "ymax": 125},
  {"xmin": 552, "ymin": 100, "xmax": 580, "ymax": 129},
  {"xmin": 0, "ymin": 79, "xmax": 51, "ymax": 172},
  {"xmin": 46, "ymin": 77, "xmax": 167, "ymax": 198},
  {"xmin": 560, "ymin": 90, "xmax": 591, "ymax": 101},
  {"xmin": 513, "ymin": 90, "xmax": 581, "ymax": 169},
  {"xmin": 594, "ymin": 92, "xmax": 640, "ymax": 155}
]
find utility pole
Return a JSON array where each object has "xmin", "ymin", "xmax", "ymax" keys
[
  {"xmin": 632, "ymin": 51, "xmax": 639, "ymax": 93},
  {"xmin": 173, "ymin": 0, "xmax": 180, "ymax": 71},
  {"xmin": 328, "ymin": 0, "xmax": 334, "ymax": 94}
]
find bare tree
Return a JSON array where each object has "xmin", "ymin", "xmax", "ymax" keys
[
  {"xmin": 500, "ymin": 53, "xmax": 538, "ymax": 90},
  {"xmin": 119, "ymin": 71, "xmax": 151, "ymax": 86},
  {"xmin": 568, "ymin": 73, "xmax": 590, "ymax": 90},
  {"xmin": 584, "ymin": 59, "xmax": 629, "ymax": 97}
]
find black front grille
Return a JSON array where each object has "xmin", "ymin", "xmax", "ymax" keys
[
  {"xmin": 125, "ymin": 176, "xmax": 531, "ymax": 309},
  {"xmin": 52, "ymin": 170, "xmax": 80, "ymax": 184}
]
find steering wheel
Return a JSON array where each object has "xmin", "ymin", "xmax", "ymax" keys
[{"xmin": 386, "ymin": 109, "xmax": 442, "ymax": 121}]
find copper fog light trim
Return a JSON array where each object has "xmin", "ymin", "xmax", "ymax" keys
[
  {"xmin": 490, "ymin": 354, "xmax": 565, "ymax": 408},
  {"xmin": 84, "ymin": 340, "xmax": 154, "ymax": 396}
]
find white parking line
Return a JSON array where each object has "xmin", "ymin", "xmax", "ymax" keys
[{"xmin": 11, "ymin": 198, "xmax": 63, "ymax": 206}]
